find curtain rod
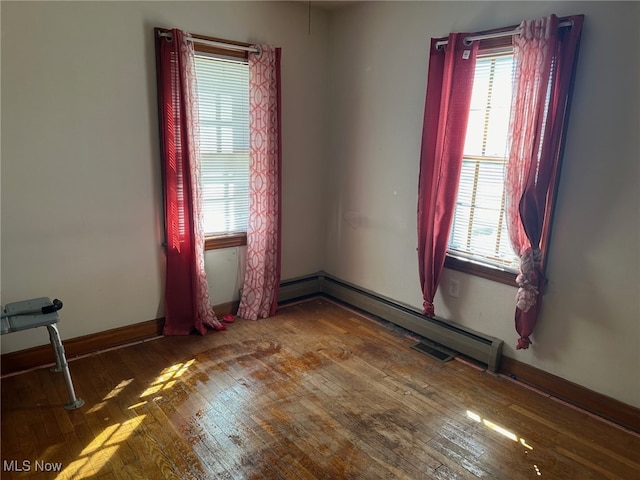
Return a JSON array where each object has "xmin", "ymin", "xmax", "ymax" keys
[
  {"xmin": 435, "ymin": 20, "xmax": 573, "ymax": 49},
  {"xmin": 157, "ymin": 31, "xmax": 259, "ymax": 53}
]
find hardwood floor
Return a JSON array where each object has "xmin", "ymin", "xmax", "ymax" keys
[{"xmin": 1, "ymin": 298, "xmax": 639, "ymax": 479}]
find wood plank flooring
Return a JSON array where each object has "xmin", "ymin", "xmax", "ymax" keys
[{"xmin": 2, "ymin": 298, "xmax": 639, "ymax": 479}]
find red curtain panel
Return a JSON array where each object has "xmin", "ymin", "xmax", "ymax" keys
[
  {"xmin": 155, "ymin": 28, "xmax": 224, "ymax": 335},
  {"xmin": 505, "ymin": 15, "xmax": 584, "ymax": 349},
  {"xmin": 417, "ymin": 34, "xmax": 478, "ymax": 317}
]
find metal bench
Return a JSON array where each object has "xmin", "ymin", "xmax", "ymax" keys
[{"xmin": 1, "ymin": 297, "xmax": 84, "ymax": 410}]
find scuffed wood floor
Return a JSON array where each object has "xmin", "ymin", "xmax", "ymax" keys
[{"xmin": 1, "ymin": 298, "xmax": 639, "ymax": 479}]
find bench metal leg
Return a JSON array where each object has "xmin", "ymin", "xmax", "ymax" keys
[
  {"xmin": 46, "ymin": 324, "xmax": 84, "ymax": 410},
  {"xmin": 48, "ymin": 325, "xmax": 64, "ymax": 373}
]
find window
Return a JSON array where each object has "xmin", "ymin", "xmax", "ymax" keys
[
  {"xmin": 442, "ymin": 17, "xmax": 582, "ymax": 287},
  {"xmin": 193, "ymin": 47, "xmax": 250, "ymax": 249},
  {"xmin": 447, "ymin": 50, "xmax": 520, "ymax": 274}
]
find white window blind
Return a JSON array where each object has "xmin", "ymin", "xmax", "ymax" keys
[
  {"xmin": 448, "ymin": 52, "xmax": 520, "ymax": 271},
  {"xmin": 194, "ymin": 54, "xmax": 250, "ymax": 235}
]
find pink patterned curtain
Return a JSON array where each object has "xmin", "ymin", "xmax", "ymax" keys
[
  {"xmin": 505, "ymin": 15, "xmax": 584, "ymax": 349},
  {"xmin": 417, "ymin": 34, "xmax": 478, "ymax": 317},
  {"xmin": 238, "ymin": 45, "xmax": 282, "ymax": 321},
  {"xmin": 155, "ymin": 28, "xmax": 224, "ymax": 335}
]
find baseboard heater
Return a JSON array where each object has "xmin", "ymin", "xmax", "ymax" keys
[
  {"xmin": 278, "ymin": 274, "xmax": 325, "ymax": 303},
  {"xmin": 278, "ymin": 272, "xmax": 503, "ymax": 372}
]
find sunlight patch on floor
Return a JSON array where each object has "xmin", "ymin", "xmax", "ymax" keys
[
  {"xmin": 104, "ymin": 379, "xmax": 133, "ymax": 400},
  {"xmin": 87, "ymin": 379, "xmax": 134, "ymax": 414},
  {"xmin": 466, "ymin": 410, "xmax": 530, "ymax": 447},
  {"xmin": 140, "ymin": 359, "xmax": 195, "ymax": 398},
  {"xmin": 55, "ymin": 415, "xmax": 145, "ymax": 479},
  {"xmin": 466, "ymin": 410, "xmax": 540, "ymax": 475}
]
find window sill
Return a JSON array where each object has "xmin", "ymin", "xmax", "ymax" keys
[
  {"xmin": 205, "ymin": 233, "xmax": 247, "ymax": 251},
  {"xmin": 444, "ymin": 254, "xmax": 517, "ymax": 287}
]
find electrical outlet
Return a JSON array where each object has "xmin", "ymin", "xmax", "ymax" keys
[{"xmin": 448, "ymin": 278, "xmax": 460, "ymax": 298}]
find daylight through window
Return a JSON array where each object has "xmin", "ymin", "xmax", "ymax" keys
[
  {"xmin": 448, "ymin": 50, "xmax": 520, "ymax": 271},
  {"xmin": 194, "ymin": 53, "xmax": 250, "ymax": 236}
]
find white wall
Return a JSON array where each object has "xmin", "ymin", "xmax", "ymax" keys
[
  {"xmin": 325, "ymin": 1, "xmax": 640, "ymax": 407},
  {"xmin": 1, "ymin": 1, "xmax": 329, "ymax": 352}
]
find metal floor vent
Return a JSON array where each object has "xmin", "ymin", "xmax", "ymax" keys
[{"xmin": 412, "ymin": 342, "xmax": 455, "ymax": 363}]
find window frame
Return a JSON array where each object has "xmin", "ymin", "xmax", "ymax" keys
[
  {"xmin": 192, "ymin": 35, "xmax": 252, "ymax": 251},
  {"xmin": 443, "ymin": 21, "xmax": 574, "ymax": 286}
]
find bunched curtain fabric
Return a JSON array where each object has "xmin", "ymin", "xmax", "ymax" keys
[
  {"xmin": 417, "ymin": 34, "xmax": 478, "ymax": 317},
  {"xmin": 238, "ymin": 45, "xmax": 282, "ymax": 321},
  {"xmin": 505, "ymin": 15, "xmax": 584, "ymax": 349},
  {"xmin": 155, "ymin": 28, "xmax": 225, "ymax": 335}
]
